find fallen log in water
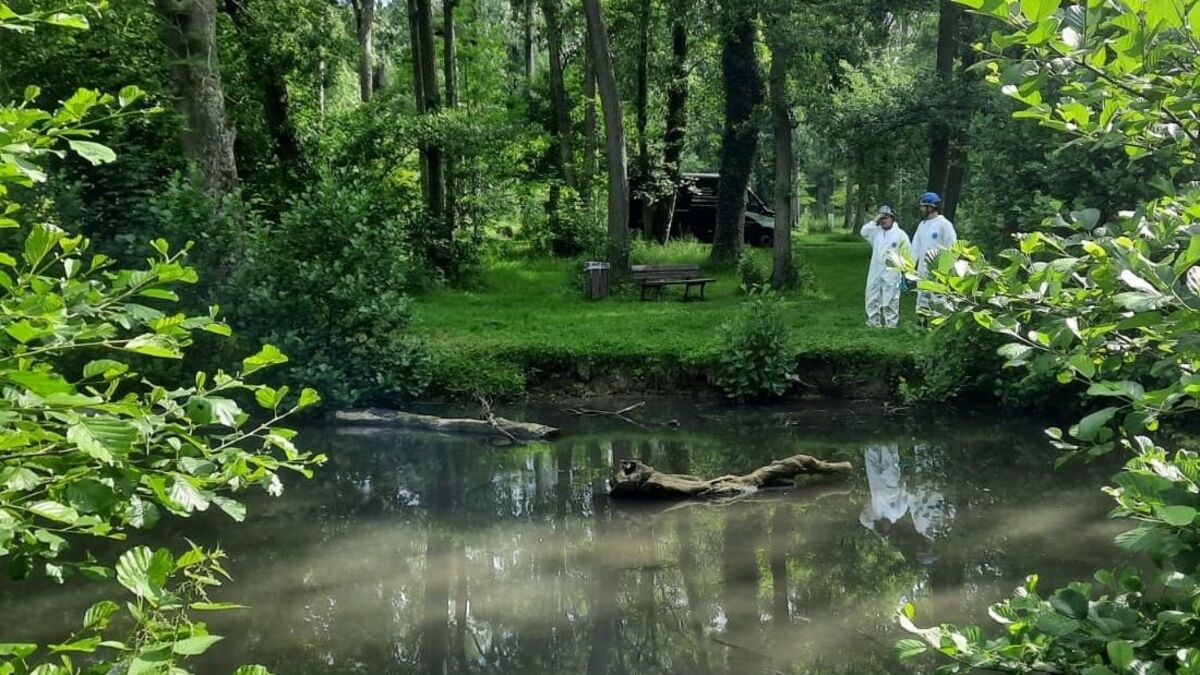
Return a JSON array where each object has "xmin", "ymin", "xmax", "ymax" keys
[
  {"xmin": 609, "ymin": 454, "xmax": 852, "ymax": 500},
  {"xmin": 334, "ymin": 408, "xmax": 560, "ymax": 441}
]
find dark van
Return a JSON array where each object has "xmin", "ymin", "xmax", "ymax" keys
[{"xmin": 631, "ymin": 173, "xmax": 777, "ymax": 247}]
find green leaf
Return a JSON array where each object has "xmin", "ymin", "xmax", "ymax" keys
[
  {"xmin": 1156, "ymin": 505, "xmax": 1197, "ymax": 527},
  {"xmin": 116, "ymin": 547, "xmax": 173, "ymax": 605},
  {"xmin": 185, "ymin": 396, "xmax": 242, "ymax": 427},
  {"xmin": 4, "ymin": 320, "xmax": 43, "ymax": 344},
  {"xmin": 212, "ymin": 496, "xmax": 246, "ymax": 522},
  {"xmin": 43, "ymin": 12, "xmax": 89, "ymax": 29},
  {"xmin": 190, "ymin": 602, "xmax": 249, "ymax": 611},
  {"xmin": 66, "ymin": 140, "xmax": 116, "ymax": 165},
  {"xmin": 28, "ymin": 501, "xmax": 79, "ymax": 525},
  {"xmin": 82, "ymin": 600, "xmax": 119, "ymax": 630},
  {"xmin": 0, "ymin": 644, "xmax": 37, "ymax": 658},
  {"xmin": 233, "ymin": 667, "xmax": 272, "ymax": 675},
  {"xmin": 1081, "ymin": 667, "xmax": 1117, "ymax": 675},
  {"xmin": 67, "ymin": 417, "xmax": 138, "ymax": 462},
  {"xmin": 83, "ymin": 359, "xmax": 129, "ymax": 380},
  {"xmin": 171, "ymin": 635, "xmax": 222, "ymax": 656},
  {"xmin": 1049, "ymin": 588, "xmax": 1089, "ymax": 619},
  {"xmin": 1020, "ymin": 0, "xmax": 1058, "ymax": 21},
  {"xmin": 1107, "ymin": 640, "xmax": 1135, "ymax": 669},
  {"xmin": 1035, "ymin": 611, "xmax": 1080, "ymax": 635},
  {"xmin": 6, "ymin": 370, "xmax": 74, "ymax": 396},
  {"xmin": 298, "ymin": 387, "xmax": 321, "ymax": 409},
  {"xmin": 893, "ymin": 638, "xmax": 928, "ymax": 659},
  {"xmin": 23, "ymin": 223, "xmax": 64, "ymax": 266},
  {"xmin": 1075, "ymin": 407, "xmax": 1117, "ymax": 441},
  {"xmin": 48, "ymin": 636, "xmax": 101, "ymax": 653},
  {"xmin": 1068, "ymin": 353, "xmax": 1096, "ymax": 378},
  {"xmin": 242, "ymin": 344, "xmax": 288, "ymax": 375},
  {"xmin": 167, "ymin": 477, "xmax": 210, "ymax": 513},
  {"xmin": 123, "ymin": 335, "xmax": 181, "ymax": 359}
]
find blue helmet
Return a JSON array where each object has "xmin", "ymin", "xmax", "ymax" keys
[{"xmin": 919, "ymin": 191, "xmax": 941, "ymax": 207}]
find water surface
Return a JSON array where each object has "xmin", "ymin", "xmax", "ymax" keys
[{"xmin": 5, "ymin": 400, "xmax": 1127, "ymax": 674}]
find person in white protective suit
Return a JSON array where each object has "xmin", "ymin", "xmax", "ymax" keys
[
  {"xmin": 859, "ymin": 443, "xmax": 956, "ymax": 564},
  {"xmin": 859, "ymin": 444, "xmax": 908, "ymax": 535},
  {"xmin": 910, "ymin": 191, "xmax": 958, "ymax": 318},
  {"xmin": 860, "ymin": 205, "xmax": 911, "ymax": 328}
]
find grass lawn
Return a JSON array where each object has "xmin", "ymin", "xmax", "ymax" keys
[{"xmin": 414, "ymin": 234, "xmax": 928, "ymax": 397}]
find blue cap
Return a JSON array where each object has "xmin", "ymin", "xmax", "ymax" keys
[{"xmin": 919, "ymin": 191, "xmax": 941, "ymax": 206}]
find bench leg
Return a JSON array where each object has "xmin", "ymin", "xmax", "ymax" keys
[
  {"xmin": 682, "ymin": 285, "xmax": 691, "ymax": 301},
  {"xmin": 699, "ymin": 283, "xmax": 706, "ymax": 300}
]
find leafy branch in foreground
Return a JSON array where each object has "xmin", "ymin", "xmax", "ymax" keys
[
  {"xmin": 895, "ymin": 0, "xmax": 1200, "ymax": 673},
  {"xmin": 0, "ymin": 8, "xmax": 322, "ymax": 675}
]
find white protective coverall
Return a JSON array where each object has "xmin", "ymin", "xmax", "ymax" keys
[
  {"xmin": 860, "ymin": 220, "xmax": 911, "ymax": 328},
  {"xmin": 859, "ymin": 444, "xmax": 908, "ymax": 533},
  {"xmin": 911, "ymin": 214, "xmax": 957, "ymax": 313}
]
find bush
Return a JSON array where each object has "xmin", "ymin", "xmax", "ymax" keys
[
  {"xmin": 224, "ymin": 172, "xmax": 433, "ymax": 406},
  {"xmin": 736, "ymin": 249, "xmax": 769, "ymax": 290},
  {"xmin": 714, "ymin": 288, "xmax": 797, "ymax": 401}
]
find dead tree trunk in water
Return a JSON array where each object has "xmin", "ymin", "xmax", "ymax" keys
[
  {"xmin": 155, "ymin": 0, "xmax": 239, "ymax": 200},
  {"xmin": 610, "ymin": 454, "xmax": 851, "ymax": 500},
  {"xmin": 711, "ymin": 0, "xmax": 763, "ymax": 265},
  {"xmin": 583, "ymin": 0, "xmax": 630, "ymax": 273}
]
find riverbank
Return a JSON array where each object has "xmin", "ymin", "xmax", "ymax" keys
[{"xmin": 414, "ymin": 235, "xmax": 929, "ymax": 400}]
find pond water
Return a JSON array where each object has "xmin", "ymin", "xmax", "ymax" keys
[{"xmin": 5, "ymin": 399, "xmax": 1129, "ymax": 674}]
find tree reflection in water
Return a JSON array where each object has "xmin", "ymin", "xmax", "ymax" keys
[{"xmin": 0, "ymin": 403, "xmax": 1126, "ymax": 674}]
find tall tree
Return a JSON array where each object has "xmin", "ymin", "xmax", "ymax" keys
[
  {"xmin": 222, "ymin": 0, "xmax": 302, "ymax": 170},
  {"xmin": 540, "ymin": 0, "xmax": 575, "ymax": 190},
  {"xmin": 711, "ymin": 0, "xmax": 763, "ymax": 264},
  {"xmin": 928, "ymin": 0, "xmax": 959, "ymax": 199},
  {"xmin": 634, "ymin": 0, "xmax": 651, "ymax": 182},
  {"xmin": 444, "ymin": 0, "xmax": 459, "ymax": 232},
  {"xmin": 647, "ymin": 0, "xmax": 688, "ymax": 243},
  {"xmin": 766, "ymin": 27, "xmax": 794, "ymax": 287},
  {"xmin": 582, "ymin": 43, "xmax": 598, "ymax": 204},
  {"xmin": 583, "ymin": 0, "xmax": 630, "ymax": 272},
  {"xmin": 523, "ymin": 0, "xmax": 535, "ymax": 85},
  {"xmin": 155, "ymin": 0, "xmax": 239, "ymax": 199},
  {"xmin": 413, "ymin": 0, "xmax": 446, "ymax": 225},
  {"xmin": 406, "ymin": 0, "xmax": 428, "ymax": 202},
  {"xmin": 352, "ymin": 0, "xmax": 377, "ymax": 102}
]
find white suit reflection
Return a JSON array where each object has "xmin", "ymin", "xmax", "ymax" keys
[{"xmin": 859, "ymin": 444, "xmax": 955, "ymax": 558}]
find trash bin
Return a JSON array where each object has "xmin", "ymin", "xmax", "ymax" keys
[{"xmin": 584, "ymin": 261, "xmax": 610, "ymax": 299}]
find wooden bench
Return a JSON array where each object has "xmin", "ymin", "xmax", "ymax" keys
[{"xmin": 631, "ymin": 264, "xmax": 716, "ymax": 301}]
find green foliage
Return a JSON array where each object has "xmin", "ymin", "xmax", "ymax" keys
[
  {"xmin": 736, "ymin": 249, "xmax": 770, "ymax": 290},
  {"xmin": 715, "ymin": 288, "xmax": 797, "ymax": 401},
  {"xmin": 898, "ymin": 1, "xmax": 1200, "ymax": 671},
  {"xmin": 2, "ymin": 544, "xmax": 274, "ymax": 675},
  {"xmin": 0, "ymin": 12, "xmax": 317, "ymax": 675},
  {"xmin": 225, "ymin": 172, "xmax": 432, "ymax": 406}
]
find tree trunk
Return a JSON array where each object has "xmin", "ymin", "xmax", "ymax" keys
[
  {"xmin": 649, "ymin": 5, "xmax": 688, "ymax": 243},
  {"xmin": 842, "ymin": 171, "xmax": 856, "ymax": 230},
  {"xmin": 444, "ymin": 0, "xmax": 459, "ymax": 233},
  {"xmin": 610, "ymin": 454, "xmax": 851, "ymax": 500},
  {"xmin": 353, "ymin": 0, "xmax": 377, "ymax": 102},
  {"xmin": 711, "ymin": 0, "xmax": 763, "ymax": 265},
  {"xmin": 928, "ymin": 0, "xmax": 960, "ymax": 197},
  {"xmin": 222, "ymin": 0, "xmax": 301, "ymax": 170},
  {"xmin": 407, "ymin": 0, "xmax": 430, "ymax": 203},
  {"xmin": 523, "ymin": 0, "xmax": 535, "ymax": 85},
  {"xmin": 415, "ymin": 0, "xmax": 446, "ymax": 226},
  {"xmin": 768, "ymin": 41, "xmax": 794, "ymax": 288},
  {"xmin": 541, "ymin": 0, "xmax": 576, "ymax": 190},
  {"xmin": 582, "ymin": 44, "xmax": 598, "ymax": 204},
  {"xmin": 155, "ymin": 0, "xmax": 239, "ymax": 200},
  {"xmin": 583, "ymin": 0, "xmax": 630, "ymax": 273},
  {"xmin": 635, "ymin": 0, "xmax": 650, "ymax": 183}
]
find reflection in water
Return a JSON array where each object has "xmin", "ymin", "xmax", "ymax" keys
[{"xmin": 0, "ymin": 402, "xmax": 1128, "ymax": 674}]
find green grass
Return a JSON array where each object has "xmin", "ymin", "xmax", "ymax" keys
[{"xmin": 414, "ymin": 234, "xmax": 927, "ymax": 397}]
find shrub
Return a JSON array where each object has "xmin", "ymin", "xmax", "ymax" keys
[
  {"xmin": 736, "ymin": 249, "xmax": 769, "ymax": 291},
  {"xmin": 714, "ymin": 288, "xmax": 797, "ymax": 401},
  {"xmin": 224, "ymin": 172, "xmax": 432, "ymax": 406}
]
